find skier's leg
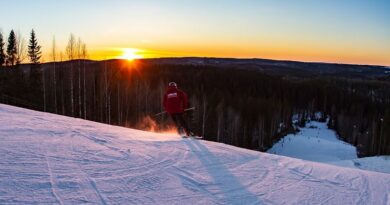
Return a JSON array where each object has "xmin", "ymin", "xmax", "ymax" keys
[
  {"xmin": 171, "ymin": 114, "xmax": 178, "ymax": 125},
  {"xmin": 178, "ymin": 113, "xmax": 194, "ymax": 136},
  {"xmin": 171, "ymin": 114, "xmax": 184, "ymax": 134}
]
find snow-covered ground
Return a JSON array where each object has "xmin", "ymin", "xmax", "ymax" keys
[
  {"xmin": 267, "ymin": 120, "xmax": 390, "ymax": 174},
  {"xmin": 1, "ymin": 104, "xmax": 390, "ymax": 205},
  {"xmin": 329, "ymin": 156, "xmax": 390, "ymax": 174},
  {"xmin": 267, "ymin": 120, "xmax": 358, "ymax": 162}
]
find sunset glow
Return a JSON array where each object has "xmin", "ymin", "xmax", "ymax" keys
[
  {"xmin": 1, "ymin": 0, "xmax": 389, "ymax": 66},
  {"xmin": 119, "ymin": 48, "xmax": 143, "ymax": 61}
]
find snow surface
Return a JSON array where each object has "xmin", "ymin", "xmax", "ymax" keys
[
  {"xmin": 1, "ymin": 104, "xmax": 390, "ymax": 205},
  {"xmin": 267, "ymin": 120, "xmax": 390, "ymax": 174},
  {"xmin": 329, "ymin": 156, "xmax": 390, "ymax": 174},
  {"xmin": 267, "ymin": 120, "xmax": 358, "ymax": 162}
]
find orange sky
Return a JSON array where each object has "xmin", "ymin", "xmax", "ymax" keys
[{"xmin": 1, "ymin": 0, "xmax": 389, "ymax": 66}]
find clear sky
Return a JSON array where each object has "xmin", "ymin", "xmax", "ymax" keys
[{"xmin": 1, "ymin": 0, "xmax": 389, "ymax": 65}]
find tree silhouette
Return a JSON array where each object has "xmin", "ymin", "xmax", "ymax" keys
[
  {"xmin": 27, "ymin": 29, "xmax": 42, "ymax": 64},
  {"xmin": 0, "ymin": 32, "xmax": 5, "ymax": 66},
  {"xmin": 6, "ymin": 30, "xmax": 17, "ymax": 66}
]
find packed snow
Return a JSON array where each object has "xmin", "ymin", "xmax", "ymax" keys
[{"xmin": 0, "ymin": 104, "xmax": 390, "ymax": 205}]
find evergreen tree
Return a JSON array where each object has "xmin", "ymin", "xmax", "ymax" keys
[
  {"xmin": 6, "ymin": 30, "xmax": 17, "ymax": 66},
  {"xmin": 28, "ymin": 29, "xmax": 41, "ymax": 64},
  {"xmin": 0, "ymin": 32, "xmax": 5, "ymax": 66}
]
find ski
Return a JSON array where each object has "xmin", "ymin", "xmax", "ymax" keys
[{"xmin": 182, "ymin": 135, "xmax": 203, "ymax": 139}]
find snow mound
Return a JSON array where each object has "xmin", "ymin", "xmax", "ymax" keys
[{"xmin": 0, "ymin": 104, "xmax": 389, "ymax": 205}]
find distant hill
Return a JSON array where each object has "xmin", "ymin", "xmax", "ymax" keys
[
  {"xmin": 144, "ymin": 57, "xmax": 390, "ymax": 79},
  {"xmin": 13, "ymin": 57, "xmax": 390, "ymax": 80}
]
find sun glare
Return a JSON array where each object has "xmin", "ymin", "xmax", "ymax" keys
[{"xmin": 120, "ymin": 48, "xmax": 143, "ymax": 61}]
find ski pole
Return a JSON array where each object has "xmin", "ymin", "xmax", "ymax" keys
[
  {"xmin": 155, "ymin": 111, "xmax": 166, "ymax": 116},
  {"xmin": 185, "ymin": 107, "xmax": 196, "ymax": 112},
  {"xmin": 155, "ymin": 107, "xmax": 195, "ymax": 116}
]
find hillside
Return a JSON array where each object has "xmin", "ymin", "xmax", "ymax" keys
[{"xmin": 0, "ymin": 104, "xmax": 389, "ymax": 205}]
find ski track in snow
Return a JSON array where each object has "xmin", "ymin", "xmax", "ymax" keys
[
  {"xmin": 44, "ymin": 154, "xmax": 63, "ymax": 205},
  {"xmin": 0, "ymin": 104, "xmax": 389, "ymax": 205}
]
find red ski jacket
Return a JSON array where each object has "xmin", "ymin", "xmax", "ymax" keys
[{"xmin": 163, "ymin": 85, "xmax": 188, "ymax": 114}]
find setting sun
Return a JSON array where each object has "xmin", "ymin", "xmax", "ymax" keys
[{"xmin": 120, "ymin": 48, "xmax": 143, "ymax": 61}]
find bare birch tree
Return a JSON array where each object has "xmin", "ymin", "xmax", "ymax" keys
[
  {"xmin": 52, "ymin": 36, "xmax": 57, "ymax": 113},
  {"xmin": 42, "ymin": 66, "xmax": 46, "ymax": 111},
  {"xmin": 202, "ymin": 95, "xmax": 208, "ymax": 137},
  {"xmin": 16, "ymin": 31, "xmax": 27, "ymax": 64},
  {"xmin": 105, "ymin": 61, "xmax": 111, "ymax": 124},
  {"xmin": 82, "ymin": 43, "xmax": 88, "ymax": 119},
  {"xmin": 66, "ymin": 33, "xmax": 76, "ymax": 116},
  {"xmin": 77, "ymin": 38, "xmax": 82, "ymax": 117}
]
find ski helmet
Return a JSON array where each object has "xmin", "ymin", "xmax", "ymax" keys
[{"xmin": 169, "ymin": 82, "xmax": 177, "ymax": 87}]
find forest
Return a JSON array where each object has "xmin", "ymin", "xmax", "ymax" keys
[{"xmin": 0, "ymin": 58, "xmax": 389, "ymax": 157}]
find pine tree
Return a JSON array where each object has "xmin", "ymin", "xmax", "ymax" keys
[
  {"xmin": 28, "ymin": 29, "xmax": 42, "ymax": 64},
  {"xmin": 6, "ymin": 30, "xmax": 17, "ymax": 66},
  {"xmin": 0, "ymin": 32, "xmax": 5, "ymax": 66}
]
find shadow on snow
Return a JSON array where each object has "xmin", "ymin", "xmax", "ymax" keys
[{"xmin": 184, "ymin": 139, "xmax": 263, "ymax": 205}]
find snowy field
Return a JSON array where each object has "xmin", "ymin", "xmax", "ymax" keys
[
  {"xmin": 0, "ymin": 104, "xmax": 390, "ymax": 205},
  {"xmin": 267, "ymin": 120, "xmax": 390, "ymax": 174}
]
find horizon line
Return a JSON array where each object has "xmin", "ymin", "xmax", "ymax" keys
[{"xmin": 25, "ymin": 56, "xmax": 390, "ymax": 68}]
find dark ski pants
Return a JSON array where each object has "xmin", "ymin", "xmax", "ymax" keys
[{"xmin": 170, "ymin": 113, "xmax": 192, "ymax": 135}]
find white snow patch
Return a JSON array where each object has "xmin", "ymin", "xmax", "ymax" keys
[{"xmin": 0, "ymin": 104, "xmax": 390, "ymax": 205}]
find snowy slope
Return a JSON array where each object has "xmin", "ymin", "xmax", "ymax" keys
[
  {"xmin": 267, "ymin": 120, "xmax": 358, "ymax": 162},
  {"xmin": 267, "ymin": 120, "xmax": 390, "ymax": 174},
  {"xmin": 0, "ymin": 104, "xmax": 390, "ymax": 205},
  {"xmin": 329, "ymin": 156, "xmax": 390, "ymax": 174}
]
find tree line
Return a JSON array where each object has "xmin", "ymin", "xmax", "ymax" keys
[
  {"xmin": 0, "ymin": 29, "xmax": 87, "ymax": 66},
  {"xmin": 0, "ymin": 29, "xmax": 87, "ymax": 115},
  {"xmin": 0, "ymin": 29, "xmax": 42, "ymax": 66}
]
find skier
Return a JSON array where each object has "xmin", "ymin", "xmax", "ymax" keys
[{"xmin": 163, "ymin": 82, "xmax": 195, "ymax": 136}]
